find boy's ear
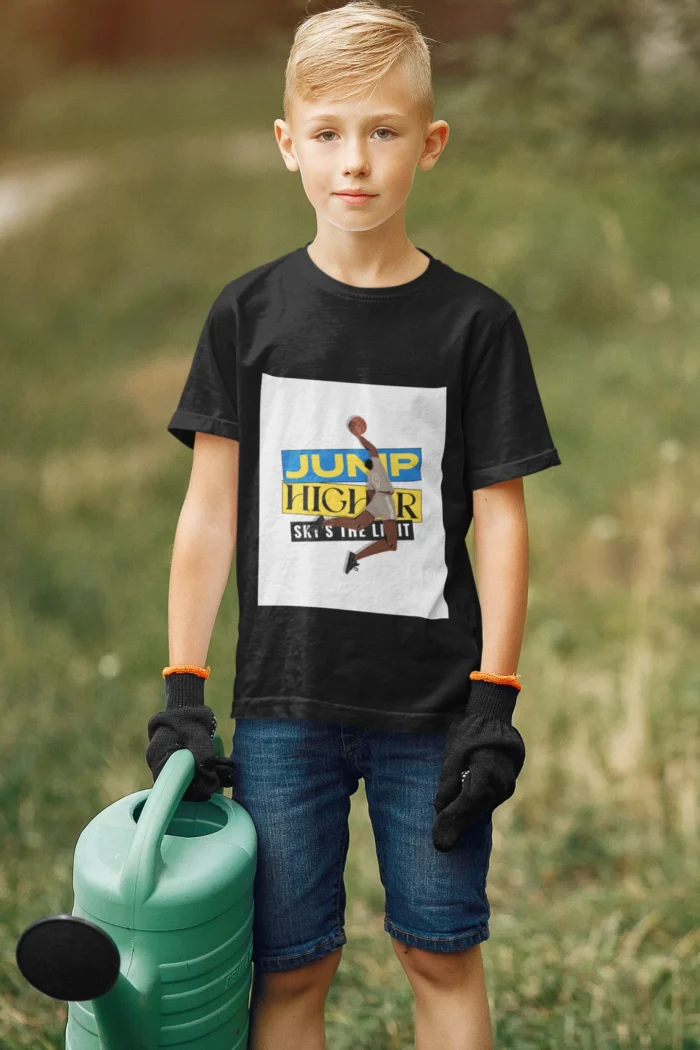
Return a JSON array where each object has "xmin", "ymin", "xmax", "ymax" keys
[{"xmin": 273, "ymin": 119, "xmax": 300, "ymax": 172}]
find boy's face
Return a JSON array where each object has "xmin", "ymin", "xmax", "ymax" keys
[{"xmin": 274, "ymin": 65, "xmax": 448, "ymax": 235}]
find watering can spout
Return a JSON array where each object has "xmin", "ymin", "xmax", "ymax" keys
[
  {"xmin": 92, "ymin": 951, "xmax": 161, "ymax": 1050},
  {"xmin": 15, "ymin": 913, "xmax": 161, "ymax": 1050}
]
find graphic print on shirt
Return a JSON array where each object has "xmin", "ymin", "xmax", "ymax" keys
[
  {"xmin": 292, "ymin": 414, "xmax": 404, "ymax": 577},
  {"xmin": 258, "ymin": 373, "xmax": 449, "ymax": 620}
]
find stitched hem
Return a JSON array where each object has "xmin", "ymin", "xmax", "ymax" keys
[
  {"xmin": 167, "ymin": 409, "xmax": 240, "ymax": 449},
  {"xmin": 252, "ymin": 930, "xmax": 346, "ymax": 972},
  {"xmin": 385, "ymin": 918, "xmax": 490, "ymax": 952},
  {"xmin": 232, "ymin": 696, "xmax": 462, "ymax": 734},
  {"xmin": 469, "ymin": 447, "xmax": 561, "ymax": 491}
]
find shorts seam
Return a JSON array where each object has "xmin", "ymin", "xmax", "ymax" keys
[
  {"xmin": 335, "ymin": 813, "xmax": 350, "ymax": 930},
  {"xmin": 370, "ymin": 806, "xmax": 389, "ymax": 888},
  {"xmin": 385, "ymin": 918, "xmax": 490, "ymax": 949},
  {"xmin": 271, "ymin": 932, "xmax": 343, "ymax": 961},
  {"xmin": 254, "ymin": 930, "xmax": 346, "ymax": 970},
  {"xmin": 481, "ymin": 820, "xmax": 493, "ymax": 900}
]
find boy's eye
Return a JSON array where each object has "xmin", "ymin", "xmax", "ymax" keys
[{"xmin": 315, "ymin": 128, "xmax": 396, "ymax": 142}]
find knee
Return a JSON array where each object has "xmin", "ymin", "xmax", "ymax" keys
[
  {"xmin": 391, "ymin": 939, "xmax": 482, "ymax": 988},
  {"xmin": 253, "ymin": 946, "xmax": 343, "ymax": 1001}
]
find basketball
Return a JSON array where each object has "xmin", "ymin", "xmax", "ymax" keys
[{"xmin": 347, "ymin": 415, "xmax": 367, "ymax": 435}]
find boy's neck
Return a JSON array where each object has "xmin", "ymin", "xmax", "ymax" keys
[{"xmin": 306, "ymin": 234, "xmax": 430, "ymax": 288}]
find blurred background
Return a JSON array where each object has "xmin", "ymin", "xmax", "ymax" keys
[{"xmin": 1, "ymin": 0, "xmax": 699, "ymax": 1046}]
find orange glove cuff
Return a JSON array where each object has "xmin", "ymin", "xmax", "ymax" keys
[
  {"xmin": 470, "ymin": 670, "xmax": 522, "ymax": 693},
  {"xmin": 162, "ymin": 665, "xmax": 211, "ymax": 679}
]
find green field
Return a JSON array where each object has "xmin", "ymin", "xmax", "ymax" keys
[{"xmin": 1, "ymin": 59, "xmax": 699, "ymax": 1048}]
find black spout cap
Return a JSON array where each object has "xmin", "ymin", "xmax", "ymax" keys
[{"xmin": 16, "ymin": 914, "xmax": 120, "ymax": 1002}]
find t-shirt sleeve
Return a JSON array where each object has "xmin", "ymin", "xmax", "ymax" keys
[
  {"xmin": 167, "ymin": 289, "xmax": 239, "ymax": 449},
  {"xmin": 463, "ymin": 309, "xmax": 561, "ymax": 490}
]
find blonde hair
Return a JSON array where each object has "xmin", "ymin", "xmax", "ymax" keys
[{"xmin": 284, "ymin": 1, "xmax": 435, "ymax": 127}]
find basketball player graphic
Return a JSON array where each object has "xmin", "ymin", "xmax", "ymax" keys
[{"xmin": 307, "ymin": 415, "xmax": 398, "ymax": 574}]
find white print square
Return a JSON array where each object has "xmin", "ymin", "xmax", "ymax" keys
[{"xmin": 258, "ymin": 373, "xmax": 449, "ymax": 619}]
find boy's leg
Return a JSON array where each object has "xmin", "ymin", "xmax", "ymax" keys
[
  {"xmin": 360, "ymin": 727, "xmax": 495, "ymax": 1050},
  {"xmin": 391, "ymin": 940, "xmax": 492, "ymax": 1050},
  {"xmin": 229, "ymin": 717, "xmax": 359, "ymax": 1050},
  {"xmin": 248, "ymin": 946, "xmax": 343, "ymax": 1050}
]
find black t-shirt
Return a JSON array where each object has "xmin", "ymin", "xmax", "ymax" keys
[{"xmin": 167, "ymin": 241, "xmax": 561, "ymax": 733}]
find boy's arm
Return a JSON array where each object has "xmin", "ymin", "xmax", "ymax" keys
[
  {"xmin": 432, "ymin": 475, "xmax": 528, "ymax": 852},
  {"xmin": 168, "ymin": 432, "xmax": 239, "ymax": 665},
  {"xmin": 471, "ymin": 476, "xmax": 528, "ymax": 676}
]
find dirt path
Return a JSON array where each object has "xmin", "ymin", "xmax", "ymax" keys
[
  {"xmin": 0, "ymin": 129, "xmax": 277, "ymax": 241},
  {"xmin": 0, "ymin": 156, "xmax": 101, "ymax": 241}
]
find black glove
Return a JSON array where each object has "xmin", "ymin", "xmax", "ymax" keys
[
  {"xmin": 432, "ymin": 677, "xmax": 526, "ymax": 852},
  {"xmin": 146, "ymin": 670, "xmax": 233, "ymax": 802}
]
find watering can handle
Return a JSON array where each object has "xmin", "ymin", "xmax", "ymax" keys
[{"xmin": 120, "ymin": 731, "xmax": 227, "ymax": 907}]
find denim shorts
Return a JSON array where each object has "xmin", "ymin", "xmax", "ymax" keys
[{"xmin": 229, "ymin": 716, "xmax": 493, "ymax": 972}]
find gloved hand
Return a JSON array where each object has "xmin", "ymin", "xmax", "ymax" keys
[
  {"xmin": 146, "ymin": 667, "xmax": 233, "ymax": 802},
  {"xmin": 432, "ymin": 676, "xmax": 526, "ymax": 852}
]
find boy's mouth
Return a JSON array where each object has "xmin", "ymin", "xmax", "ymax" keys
[{"xmin": 334, "ymin": 191, "xmax": 377, "ymax": 203}]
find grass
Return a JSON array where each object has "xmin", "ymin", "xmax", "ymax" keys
[{"xmin": 1, "ymin": 58, "xmax": 699, "ymax": 1048}]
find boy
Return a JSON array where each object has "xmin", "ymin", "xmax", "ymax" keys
[{"xmin": 146, "ymin": 2, "xmax": 561, "ymax": 1048}]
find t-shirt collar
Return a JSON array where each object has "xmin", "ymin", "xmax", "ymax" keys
[{"xmin": 295, "ymin": 240, "xmax": 439, "ymax": 301}]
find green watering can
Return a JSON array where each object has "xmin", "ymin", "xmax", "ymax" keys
[{"xmin": 16, "ymin": 732, "xmax": 257, "ymax": 1049}]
